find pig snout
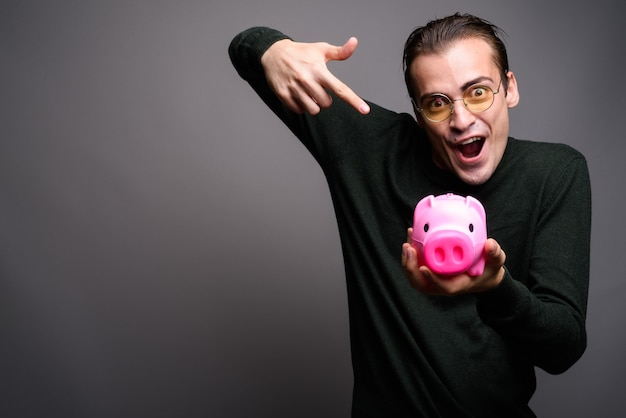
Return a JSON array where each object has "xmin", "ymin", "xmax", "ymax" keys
[{"xmin": 422, "ymin": 230, "xmax": 474, "ymax": 275}]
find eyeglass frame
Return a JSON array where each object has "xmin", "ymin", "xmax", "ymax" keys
[{"xmin": 413, "ymin": 77, "xmax": 504, "ymax": 123}]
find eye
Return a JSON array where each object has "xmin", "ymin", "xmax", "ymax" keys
[
  {"xmin": 424, "ymin": 95, "xmax": 449, "ymax": 110},
  {"xmin": 474, "ymin": 87, "xmax": 486, "ymax": 96},
  {"xmin": 466, "ymin": 86, "xmax": 490, "ymax": 102},
  {"xmin": 424, "ymin": 223, "xmax": 429, "ymax": 233},
  {"xmin": 469, "ymin": 223, "xmax": 474, "ymax": 233}
]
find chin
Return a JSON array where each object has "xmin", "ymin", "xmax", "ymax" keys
[{"xmin": 455, "ymin": 167, "xmax": 493, "ymax": 186}]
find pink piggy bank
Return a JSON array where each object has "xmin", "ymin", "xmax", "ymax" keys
[{"xmin": 411, "ymin": 193, "xmax": 487, "ymax": 277}]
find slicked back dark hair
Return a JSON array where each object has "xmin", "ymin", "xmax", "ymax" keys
[{"xmin": 403, "ymin": 13, "xmax": 509, "ymax": 100}]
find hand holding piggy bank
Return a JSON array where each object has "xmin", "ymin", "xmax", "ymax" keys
[{"xmin": 411, "ymin": 193, "xmax": 487, "ymax": 277}]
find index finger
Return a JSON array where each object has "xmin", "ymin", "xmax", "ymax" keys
[{"xmin": 322, "ymin": 73, "xmax": 370, "ymax": 114}]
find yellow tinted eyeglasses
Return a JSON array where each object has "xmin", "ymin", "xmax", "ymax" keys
[{"xmin": 416, "ymin": 78, "xmax": 503, "ymax": 123}]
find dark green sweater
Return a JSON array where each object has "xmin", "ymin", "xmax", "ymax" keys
[{"xmin": 229, "ymin": 27, "xmax": 591, "ymax": 418}]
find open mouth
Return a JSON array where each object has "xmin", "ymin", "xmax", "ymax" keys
[{"xmin": 457, "ymin": 137, "xmax": 485, "ymax": 159}]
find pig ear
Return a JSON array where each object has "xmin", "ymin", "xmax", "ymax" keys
[
  {"xmin": 465, "ymin": 195, "xmax": 486, "ymax": 216},
  {"xmin": 416, "ymin": 194, "xmax": 436, "ymax": 211}
]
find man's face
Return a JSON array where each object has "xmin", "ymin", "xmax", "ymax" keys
[{"xmin": 410, "ymin": 37, "xmax": 520, "ymax": 185}]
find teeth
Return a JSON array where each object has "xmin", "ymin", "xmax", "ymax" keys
[{"xmin": 460, "ymin": 137, "xmax": 482, "ymax": 146}]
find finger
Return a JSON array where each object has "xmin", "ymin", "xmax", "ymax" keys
[
  {"xmin": 406, "ymin": 227, "xmax": 413, "ymax": 244},
  {"xmin": 403, "ymin": 243, "xmax": 433, "ymax": 293},
  {"xmin": 481, "ymin": 239, "xmax": 506, "ymax": 289},
  {"xmin": 416, "ymin": 267, "xmax": 442, "ymax": 294},
  {"xmin": 401, "ymin": 242, "xmax": 412, "ymax": 268},
  {"xmin": 320, "ymin": 38, "xmax": 370, "ymax": 114},
  {"xmin": 284, "ymin": 80, "xmax": 327, "ymax": 115},
  {"xmin": 278, "ymin": 93, "xmax": 306, "ymax": 114},
  {"xmin": 268, "ymin": 76, "xmax": 309, "ymax": 114},
  {"xmin": 484, "ymin": 238, "xmax": 506, "ymax": 265},
  {"xmin": 322, "ymin": 74, "xmax": 370, "ymax": 114},
  {"xmin": 292, "ymin": 90, "xmax": 323, "ymax": 115},
  {"xmin": 298, "ymin": 79, "xmax": 334, "ymax": 110},
  {"xmin": 325, "ymin": 37, "xmax": 359, "ymax": 62},
  {"xmin": 339, "ymin": 37, "xmax": 359, "ymax": 60},
  {"xmin": 402, "ymin": 243, "xmax": 420, "ymax": 280}
]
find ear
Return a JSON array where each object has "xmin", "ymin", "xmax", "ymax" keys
[
  {"xmin": 465, "ymin": 195, "xmax": 486, "ymax": 218},
  {"xmin": 416, "ymin": 113, "xmax": 425, "ymax": 128},
  {"xmin": 504, "ymin": 70, "xmax": 520, "ymax": 108},
  {"xmin": 411, "ymin": 98, "xmax": 425, "ymax": 127},
  {"xmin": 415, "ymin": 194, "xmax": 436, "ymax": 212}
]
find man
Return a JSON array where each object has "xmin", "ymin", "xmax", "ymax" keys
[{"xmin": 229, "ymin": 13, "xmax": 591, "ymax": 417}]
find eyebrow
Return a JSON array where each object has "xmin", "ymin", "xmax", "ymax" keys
[{"xmin": 418, "ymin": 76, "xmax": 496, "ymax": 103}]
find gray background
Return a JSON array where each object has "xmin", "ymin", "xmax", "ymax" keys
[{"xmin": 2, "ymin": 0, "xmax": 624, "ymax": 417}]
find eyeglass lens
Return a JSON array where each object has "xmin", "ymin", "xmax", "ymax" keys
[{"xmin": 420, "ymin": 85, "xmax": 495, "ymax": 122}]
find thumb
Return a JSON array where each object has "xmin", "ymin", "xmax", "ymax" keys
[
  {"xmin": 325, "ymin": 37, "xmax": 358, "ymax": 62},
  {"xmin": 484, "ymin": 238, "xmax": 506, "ymax": 265}
]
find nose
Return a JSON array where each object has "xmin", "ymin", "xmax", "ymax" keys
[
  {"xmin": 449, "ymin": 100, "xmax": 476, "ymax": 131},
  {"xmin": 422, "ymin": 230, "xmax": 474, "ymax": 275}
]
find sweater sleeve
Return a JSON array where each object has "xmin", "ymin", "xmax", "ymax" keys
[
  {"xmin": 228, "ymin": 27, "xmax": 346, "ymax": 165},
  {"xmin": 229, "ymin": 27, "xmax": 291, "ymax": 84},
  {"xmin": 229, "ymin": 27, "xmax": 408, "ymax": 168},
  {"xmin": 228, "ymin": 27, "xmax": 311, "ymax": 135},
  {"xmin": 476, "ymin": 154, "xmax": 591, "ymax": 374}
]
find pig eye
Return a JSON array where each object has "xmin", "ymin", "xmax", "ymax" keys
[
  {"xmin": 469, "ymin": 223, "xmax": 474, "ymax": 233},
  {"xmin": 423, "ymin": 223, "xmax": 429, "ymax": 233}
]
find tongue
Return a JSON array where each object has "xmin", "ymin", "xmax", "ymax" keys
[{"xmin": 458, "ymin": 140, "xmax": 483, "ymax": 158}]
